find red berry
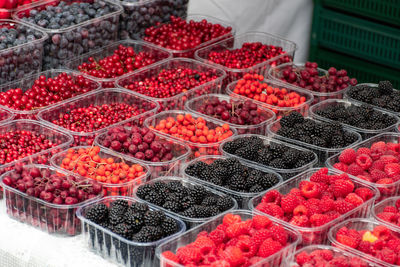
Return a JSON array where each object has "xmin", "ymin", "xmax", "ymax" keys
[
  {"xmin": 339, "ymin": 148, "xmax": 357, "ymax": 164},
  {"xmin": 332, "ymin": 179, "xmax": 355, "ymax": 198},
  {"xmin": 300, "ymin": 181, "xmax": 321, "ymax": 199},
  {"xmin": 355, "ymin": 154, "xmax": 373, "ymax": 170},
  {"xmin": 257, "ymin": 238, "xmax": 283, "ymax": 258}
]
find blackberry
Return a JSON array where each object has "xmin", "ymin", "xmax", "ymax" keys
[
  {"xmin": 343, "ymin": 131, "xmax": 358, "ymax": 144},
  {"xmin": 202, "ymin": 196, "xmax": 218, "ymax": 206},
  {"xmin": 208, "ymin": 175, "xmax": 224, "ymax": 186},
  {"xmin": 280, "ymin": 111, "xmax": 304, "ymax": 127},
  {"xmin": 129, "ymin": 202, "xmax": 149, "ymax": 214},
  {"xmin": 227, "ymin": 159, "xmax": 245, "ymax": 175},
  {"xmin": 189, "ymin": 185, "xmax": 207, "ymax": 204},
  {"xmin": 211, "ymin": 159, "xmax": 229, "ymax": 168},
  {"xmin": 207, "ymin": 206, "xmax": 221, "ymax": 216},
  {"xmin": 249, "ymin": 184, "xmax": 264, "ymax": 193},
  {"xmin": 111, "ymin": 200, "xmax": 129, "ymax": 211},
  {"xmin": 165, "ymin": 193, "xmax": 180, "ymax": 203},
  {"xmin": 123, "ymin": 211, "xmax": 144, "ymax": 233},
  {"xmin": 163, "ymin": 201, "xmax": 182, "ymax": 213},
  {"xmin": 185, "ymin": 161, "xmax": 207, "ymax": 176},
  {"xmin": 378, "ymin": 80, "xmax": 393, "ymax": 95},
  {"xmin": 228, "ymin": 174, "xmax": 247, "ymax": 191},
  {"xmin": 133, "ymin": 226, "xmax": 163, "ymax": 243},
  {"xmin": 109, "ymin": 203, "xmax": 127, "ymax": 226},
  {"xmin": 181, "ymin": 196, "xmax": 196, "ymax": 210},
  {"xmin": 113, "ymin": 223, "xmax": 133, "ymax": 240},
  {"xmin": 136, "ymin": 184, "xmax": 153, "ymax": 200},
  {"xmin": 257, "ymin": 149, "xmax": 274, "ymax": 165},
  {"xmin": 222, "ymin": 140, "xmax": 241, "ymax": 153},
  {"xmin": 144, "ymin": 210, "xmax": 165, "ymax": 227},
  {"xmin": 282, "ymin": 150, "xmax": 298, "ymax": 165},
  {"xmin": 330, "ymin": 135, "xmax": 345, "ymax": 148},
  {"xmin": 246, "ymin": 174, "xmax": 260, "ymax": 188},
  {"xmin": 235, "ymin": 145, "xmax": 258, "ymax": 160},
  {"xmin": 312, "ymin": 137, "xmax": 327, "ymax": 147},
  {"xmin": 217, "ymin": 196, "xmax": 233, "ymax": 211},
  {"xmin": 85, "ymin": 203, "xmax": 108, "ymax": 224},
  {"xmin": 212, "ymin": 166, "xmax": 229, "ymax": 180},
  {"xmin": 295, "ymin": 159, "xmax": 308, "ymax": 168},
  {"xmin": 247, "ymin": 136, "xmax": 265, "ymax": 147},
  {"xmin": 277, "ymin": 127, "xmax": 297, "ymax": 139},
  {"xmin": 161, "ymin": 217, "xmax": 179, "ymax": 236},
  {"xmin": 269, "ymin": 143, "xmax": 287, "ymax": 159},
  {"xmin": 299, "ymin": 135, "xmax": 313, "ymax": 144},
  {"xmin": 259, "ymin": 173, "xmax": 279, "ymax": 188},
  {"xmin": 270, "ymin": 158, "xmax": 286, "ymax": 169},
  {"xmin": 144, "ymin": 190, "xmax": 165, "ymax": 206},
  {"xmin": 193, "ymin": 205, "xmax": 210, "ymax": 218},
  {"xmin": 181, "ymin": 206, "xmax": 197, "ymax": 218},
  {"xmin": 303, "ymin": 151, "xmax": 316, "ymax": 162}
]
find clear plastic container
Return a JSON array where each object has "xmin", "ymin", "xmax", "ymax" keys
[
  {"xmin": 95, "ymin": 128, "xmax": 190, "ymax": 178},
  {"xmin": 144, "ymin": 110, "xmax": 237, "ymax": 159},
  {"xmin": 249, "ymin": 168, "xmax": 379, "ymax": 246},
  {"xmin": 65, "ymin": 39, "xmax": 172, "ymax": 88},
  {"xmin": 117, "ymin": 0, "xmax": 188, "ymax": 40},
  {"xmin": 372, "ymin": 196, "xmax": 400, "ymax": 232},
  {"xmin": 37, "ymin": 88, "xmax": 159, "ymax": 146},
  {"xmin": 156, "ymin": 210, "xmax": 301, "ymax": 267},
  {"xmin": 76, "ymin": 195, "xmax": 186, "ymax": 267},
  {"xmin": 115, "ymin": 57, "xmax": 226, "ymax": 111},
  {"xmin": 268, "ymin": 62, "xmax": 349, "ymax": 104},
  {"xmin": 225, "ymin": 78, "xmax": 314, "ymax": 119},
  {"xmin": 0, "ymin": 106, "xmax": 14, "ymax": 122},
  {"xmin": 326, "ymin": 132, "xmax": 400, "ymax": 200},
  {"xmin": 309, "ymin": 99, "xmax": 400, "ymax": 140},
  {"xmin": 185, "ymin": 93, "xmax": 276, "ymax": 135},
  {"xmin": 50, "ymin": 146, "xmax": 150, "ymax": 197},
  {"xmin": 13, "ymin": 0, "xmax": 123, "ymax": 70},
  {"xmin": 181, "ymin": 155, "xmax": 283, "ymax": 209},
  {"xmin": 328, "ymin": 218, "xmax": 400, "ymax": 267},
  {"xmin": 267, "ymin": 117, "xmax": 362, "ymax": 166},
  {"xmin": 220, "ymin": 134, "xmax": 318, "ymax": 181},
  {"xmin": 195, "ymin": 32, "xmax": 297, "ymax": 84},
  {"xmin": 140, "ymin": 14, "xmax": 236, "ymax": 58},
  {"xmin": 0, "ymin": 19, "xmax": 47, "ymax": 84},
  {"xmin": 0, "ymin": 69, "xmax": 101, "ymax": 119},
  {"xmin": 0, "ymin": 164, "xmax": 103, "ymax": 236},
  {"xmin": 133, "ymin": 176, "xmax": 238, "ymax": 229}
]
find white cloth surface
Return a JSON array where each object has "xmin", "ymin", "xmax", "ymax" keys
[{"xmin": 188, "ymin": 0, "xmax": 313, "ymax": 63}]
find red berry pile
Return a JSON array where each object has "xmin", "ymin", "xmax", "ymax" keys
[
  {"xmin": 277, "ymin": 62, "xmax": 357, "ymax": 93},
  {"xmin": 0, "ymin": 0, "xmax": 41, "ymax": 19},
  {"xmin": 335, "ymin": 224, "xmax": 400, "ymax": 265},
  {"xmin": 255, "ymin": 168, "xmax": 375, "ymax": 228},
  {"xmin": 294, "ymin": 248, "xmax": 370, "ymax": 267},
  {"xmin": 143, "ymin": 16, "xmax": 232, "ymax": 51},
  {"xmin": 376, "ymin": 199, "xmax": 400, "ymax": 228},
  {"xmin": 162, "ymin": 213, "xmax": 291, "ymax": 266},
  {"xmin": 0, "ymin": 73, "xmax": 97, "ymax": 111}
]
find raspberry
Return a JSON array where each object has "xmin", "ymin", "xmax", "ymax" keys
[
  {"xmin": 325, "ymin": 210, "xmax": 341, "ymax": 221},
  {"xmin": 210, "ymin": 260, "xmax": 230, "ymax": 267},
  {"xmin": 236, "ymin": 236, "xmax": 257, "ymax": 258},
  {"xmin": 220, "ymin": 246, "xmax": 245, "ymax": 267},
  {"xmin": 248, "ymin": 257, "xmax": 264, "ymax": 265},
  {"xmin": 370, "ymin": 169, "xmax": 387, "ymax": 182},
  {"xmin": 354, "ymin": 187, "xmax": 374, "ymax": 201},
  {"xmin": 376, "ymin": 248, "xmax": 397, "ymax": 264},
  {"xmin": 379, "ymin": 155, "xmax": 399, "ymax": 164},
  {"xmin": 320, "ymin": 197, "xmax": 335, "ymax": 212},
  {"xmin": 336, "ymin": 227, "xmax": 361, "ymax": 248},
  {"xmin": 193, "ymin": 236, "xmax": 216, "ymax": 254},
  {"xmin": 357, "ymin": 147, "xmax": 371, "ymax": 155},
  {"xmin": 289, "ymin": 215, "xmax": 310, "ymax": 227},
  {"xmin": 387, "ymin": 143, "xmax": 400, "ymax": 153},
  {"xmin": 256, "ymin": 202, "xmax": 284, "ymax": 218},
  {"xmin": 378, "ymin": 212, "xmax": 399, "ymax": 225},
  {"xmin": 289, "ymin": 188, "xmax": 302, "ymax": 197},
  {"xmin": 330, "ymin": 256, "xmax": 350, "ymax": 267},
  {"xmin": 208, "ymin": 229, "xmax": 226, "ymax": 245},
  {"xmin": 384, "ymin": 206, "xmax": 398, "ymax": 213},
  {"xmin": 310, "ymin": 167, "xmax": 329, "ymax": 184},
  {"xmin": 333, "ymin": 162, "xmax": 348, "ymax": 172},
  {"xmin": 387, "ymin": 239, "xmax": 400, "ymax": 251},
  {"xmin": 335, "ymin": 199, "xmax": 356, "ymax": 214},
  {"xmin": 329, "ymin": 172, "xmax": 350, "ymax": 184},
  {"xmin": 295, "ymin": 251, "xmax": 311, "ymax": 266},
  {"xmin": 344, "ymin": 193, "xmax": 364, "ymax": 206},
  {"xmin": 251, "ymin": 229, "xmax": 271, "ymax": 248},
  {"xmin": 257, "ymin": 238, "xmax": 283, "ymax": 257},
  {"xmin": 339, "ymin": 148, "xmax": 356, "ymax": 164},
  {"xmin": 280, "ymin": 194, "xmax": 299, "ymax": 213},
  {"xmin": 384, "ymin": 163, "xmax": 400, "ymax": 177},
  {"xmin": 310, "ymin": 249, "xmax": 333, "ymax": 261},
  {"xmin": 371, "ymin": 141, "xmax": 387, "ymax": 153},
  {"xmin": 226, "ymin": 221, "xmax": 251, "ymax": 238},
  {"xmin": 300, "ymin": 181, "xmax": 320, "ymax": 199},
  {"xmin": 396, "ymin": 199, "xmax": 400, "ymax": 209},
  {"xmin": 373, "ymin": 225, "xmax": 393, "ymax": 241},
  {"xmin": 266, "ymin": 224, "xmax": 288, "ymax": 246},
  {"xmin": 355, "ymin": 154, "xmax": 373, "ymax": 170},
  {"xmin": 293, "ymin": 205, "xmax": 308, "ymax": 216},
  {"xmin": 223, "ymin": 213, "xmax": 242, "ymax": 226},
  {"xmin": 304, "ymin": 200, "xmax": 322, "ymax": 217},
  {"xmin": 358, "ymin": 240, "xmax": 372, "ymax": 254},
  {"xmin": 370, "ymin": 160, "xmax": 386, "ymax": 171},
  {"xmin": 161, "ymin": 251, "xmax": 179, "ymax": 263},
  {"xmin": 252, "ymin": 215, "xmax": 271, "ymax": 230},
  {"xmin": 346, "ymin": 163, "xmax": 364, "ymax": 176},
  {"xmin": 261, "ymin": 190, "xmax": 282, "ymax": 205},
  {"xmin": 176, "ymin": 245, "xmax": 202, "ymax": 264},
  {"xmin": 332, "ymin": 179, "xmax": 355, "ymax": 198},
  {"xmin": 376, "ymin": 178, "xmax": 394, "ymax": 185},
  {"xmin": 310, "ymin": 214, "xmax": 330, "ymax": 227}
]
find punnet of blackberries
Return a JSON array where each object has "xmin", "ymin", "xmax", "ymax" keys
[
  {"xmin": 136, "ymin": 180, "xmax": 235, "ymax": 218},
  {"xmin": 276, "ymin": 111, "xmax": 359, "ymax": 148},
  {"xmin": 84, "ymin": 199, "xmax": 180, "ymax": 243},
  {"xmin": 315, "ymin": 102, "xmax": 398, "ymax": 130},
  {"xmin": 185, "ymin": 157, "xmax": 280, "ymax": 194},
  {"xmin": 222, "ymin": 135, "xmax": 316, "ymax": 169},
  {"xmin": 347, "ymin": 81, "xmax": 400, "ymax": 113}
]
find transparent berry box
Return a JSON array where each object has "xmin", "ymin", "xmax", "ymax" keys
[
  {"xmin": 140, "ymin": 14, "xmax": 236, "ymax": 58},
  {"xmin": 309, "ymin": 99, "xmax": 400, "ymax": 140},
  {"xmin": 0, "ymin": 106, "xmax": 14, "ymax": 122},
  {"xmin": 65, "ymin": 39, "xmax": 172, "ymax": 88},
  {"xmin": 328, "ymin": 218, "xmax": 400, "ymax": 267},
  {"xmin": 0, "ymin": 164, "xmax": 103, "ymax": 236},
  {"xmin": 220, "ymin": 134, "xmax": 318, "ymax": 181},
  {"xmin": 249, "ymin": 168, "xmax": 379, "ymax": 246},
  {"xmin": 326, "ymin": 132, "xmax": 400, "ymax": 200},
  {"xmin": 156, "ymin": 210, "xmax": 301, "ymax": 267},
  {"xmin": 0, "ymin": 19, "xmax": 47, "ymax": 85},
  {"xmin": 51, "ymin": 146, "xmax": 150, "ymax": 197},
  {"xmin": 76, "ymin": 196, "xmax": 186, "ymax": 267},
  {"xmin": 267, "ymin": 117, "xmax": 362, "ymax": 166},
  {"xmin": 182, "ymin": 155, "xmax": 283, "ymax": 209},
  {"xmin": 0, "ymin": 69, "xmax": 101, "ymax": 119},
  {"xmin": 132, "ymin": 176, "xmax": 238, "ymax": 229},
  {"xmin": 95, "ymin": 128, "xmax": 190, "ymax": 178},
  {"xmin": 372, "ymin": 196, "xmax": 400, "ymax": 232},
  {"xmin": 185, "ymin": 93, "xmax": 276, "ymax": 135},
  {"xmin": 115, "ymin": 58, "xmax": 226, "ymax": 112},
  {"xmin": 13, "ymin": 0, "xmax": 123, "ymax": 70},
  {"xmin": 117, "ymin": 0, "xmax": 188, "ymax": 40},
  {"xmin": 195, "ymin": 32, "xmax": 297, "ymax": 85},
  {"xmin": 225, "ymin": 78, "xmax": 314, "ymax": 119},
  {"xmin": 37, "ymin": 88, "xmax": 159, "ymax": 146},
  {"xmin": 268, "ymin": 62, "xmax": 350, "ymax": 104},
  {"xmin": 144, "ymin": 110, "xmax": 237, "ymax": 159}
]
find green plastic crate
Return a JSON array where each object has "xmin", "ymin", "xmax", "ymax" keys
[
  {"xmin": 309, "ymin": 46, "xmax": 400, "ymax": 88},
  {"xmin": 311, "ymin": 5, "xmax": 400, "ymax": 70},
  {"xmin": 320, "ymin": 0, "xmax": 400, "ymax": 27}
]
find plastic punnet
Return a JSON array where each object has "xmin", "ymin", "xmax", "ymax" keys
[
  {"xmin": 0, "ymin": 164, "xmax": 103, "ymax": 236},
  {"xmin": 267, "ymin": 117, "xmax": 362, "ymax": 166},
  {"xmin": 133, "ymin": 176, "xmax": 237, "ymax": 229},
  {"xmin": 116, "ymin": 58, "xmax": 226, "ymax": 111},
  {"xmin": 372, "ymin": 196, "xmax": 400, "ymax": 232},
  {"xmin": 328, "ymin": 218, "xmax": 400, "ymax": 267},
  {"xmin": 156, "ymin": 210, "xmax": 301, "ymax": 267},
  {"xmin": 326, "ymin": 132, "xmax": 400, "ymax": 200},
  {"xmin": 225, "ymin": 78, "xmax": 314, "ymax": 119},
  {"xmin": 250, "ymin": 168, "xmax": 379, "ymax": 245},
  {"xmin": 140, "ymin": 14, "xmax": 236, "ymax": 58},
  {"xmin": 220, "ymin": 134, "xmax": 318, "ymax": 180},
  {"xmin": 182, "ymin": 155, "xmax": 283, "ymax": 209},
  {"xmin": 37, "ymin": 88, "xmax": 159, "ymax": 146},
  {"xmin": 309, "ymin": 99, "xmax": 399, "ymax": 139},
  {"xmin": 0, "ymin": 107, "xmax": 14, "ymax": 122},
  {"xmin": 195, "ymin": 32, "xmax": 297, "ymax": 84},
  {"xmin": 65, "ymin": 40, "xmax": 172, "ymax": 88},
  {"xmin": 0, "ymin": 69, "xmax": 101, "ymax": 119},
  {"xmin": 185, "ymin": 93, "xmax": 276, "ymax": 135},
  {"xmin": 50, "ymin": 146, "xmax": 150, "ymax": 196},
  {"xmin": 13, "ymin": 0, "xmax": 123, "ymax": 70},
  {"xmin": 76, "ymin": 196, "xmax": 186, "ymax": 267}
]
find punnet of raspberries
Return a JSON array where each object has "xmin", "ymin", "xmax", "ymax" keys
[
  {"xmin": 375, "ymin": 198, "xmax": 400, "ymax": 229},
  {"xmin": 161, "ymin": 213, "xmax": 294, "ymax": 266}
]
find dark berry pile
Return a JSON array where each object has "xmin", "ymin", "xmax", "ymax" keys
[
  {"xmin": 315, "ymin": 103, "xmax": 397, "ymax": 130},
  {"xmin": 347, "ymin": 81, "xmax": 400, "ymax": 113},
  {"xmin": 136, "ymin": 180, "xmax": 234, "ymax": 218},
  {"xmin": 185, "ymin": 157, "xmax": 280, "ymax": 193},
  {"xmin": 85, "ymin": 199, "xmax": 179, "ymax": 242},
  {"xmin": 277, "ymin": 112, "xmax": 359, "ymax": 148},
  {"xmin": 222, "ymin": 136, "xmax": 316, "ymax": 169},
  {"xmin": 0, "ymin": 26, "xmax": 39, "ymax": 49}
]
